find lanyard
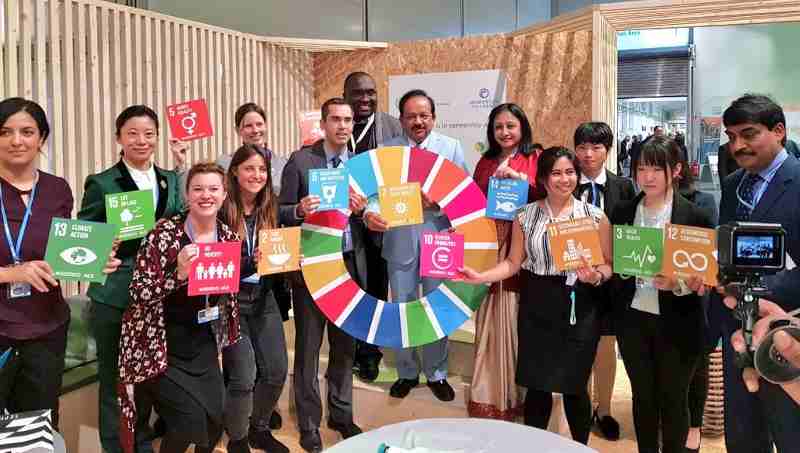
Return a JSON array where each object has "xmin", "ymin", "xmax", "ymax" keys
[
  {"xmin": 0, "ymin": 177, "xmax": 38, "ymax": 264},
  {"xmin": 185, "ymin": 218, "xmax": 218, "ymax": 308},
  {"xmin": 544, "ymin": 197, "xmax": 578, "ymax": 325},
  {"xmin": 349, "ymin": 113, "xmax": 374, "ymax": 151},
  {"xmin": 242, "ymin": 218, "xmax": 257, "ymax": 257}
]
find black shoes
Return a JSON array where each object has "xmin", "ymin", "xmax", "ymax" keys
[
  {"xmin": 327, "ymin": 419, "xmax": 363, "ymax": 439},
  {"xmin": 356, "ymin": 357, "xmax": 381, "ymax": 382},
  {"xmin": 593, "ymin": 410, "xmax": 620, "ymax": 441},
  {"xmin": 226, "ymin": 436, "xmax": 252, "ymax": 453},
  {"xmin": 390, "ymin": 378, "xmax": 419, "ymax": 398},
  {"xmin": 426, "ymin": 379, "xmax": 455, "ymax": 402},
  {"xmin": 269, "ymin": 409, "xmax": 283, "ymax": 430},
  {"xmin": 299, "ymin": 429, "xmax": 323, "ymax": 453},
  {"xmin": 249, "ymin": 426, "xmax": 289, "ymax": 453}
]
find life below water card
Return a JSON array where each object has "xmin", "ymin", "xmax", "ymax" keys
[
  {"xmin": 44, "ymin": 218, "xmax": 118, "ymax": 284},
  {"xmin": 486, "ymin": 177, "xmax": 528, "ymax": 220}
]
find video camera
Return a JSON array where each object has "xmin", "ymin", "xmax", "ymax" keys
[{"xmin": 718, "ymin": 221, "xmax": 800, "ymax": 383}]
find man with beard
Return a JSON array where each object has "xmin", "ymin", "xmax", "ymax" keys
[
  {"xmin": 343, "ymin": 72, "xmax": 403, "ymax": 382},
  {"xmin": 714, "ymin": 93, "xmax": 800, "ymax": 453}
]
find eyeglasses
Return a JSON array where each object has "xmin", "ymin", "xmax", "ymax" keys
[{"xmin": 402, "ymin": 114, "xmax": 433, "ymax": 122}]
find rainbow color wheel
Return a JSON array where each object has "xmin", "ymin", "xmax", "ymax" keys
[{"xmin": 300, "ymin": 146, "xmax": 499, "ymax": 347}]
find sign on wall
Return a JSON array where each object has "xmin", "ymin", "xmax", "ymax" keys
[{"xmin": 389, "ymin": 70, "xmax": 506, "ymax": 172}]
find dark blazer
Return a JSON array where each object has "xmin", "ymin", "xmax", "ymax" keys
[
  {"xmin": 278, "ymin": 140, "xmax": 368, "ymax": 286},
  {"xmin": 610, "ymin": 191, "xmax": 713, "ymax": 355},
  {"xmin": 78, "ymin": 160, "xmax": 184, "ymax": 309},
  {"xmin": 718, "ymin": 153, "xmax": 800, "ymax": 312}
]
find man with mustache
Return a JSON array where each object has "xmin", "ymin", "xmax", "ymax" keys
[
  {"xmin": 364, "ymin": 89, "xmax": 467, "ymax": 402},
  {"xmin": 343, "ymin": 72, "xmax": 403, "ymax": 382},
  {"xmin": 715, "ymin": 93, "xmax": 800, "ymax": 453}
]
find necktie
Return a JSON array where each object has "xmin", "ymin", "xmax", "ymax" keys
[
  {"xmin": 735, "ymin": 173, "xmax": 762, "ymax": 221},
  {"xmin": 331, "ymin": 156, "xmax": 342, "ymax": 168},
  {"xmin": 580, "ymin": 182, "xmax": 603, "ymax": 207}
]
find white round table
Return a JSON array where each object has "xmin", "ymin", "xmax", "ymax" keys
[{"xmin": 323, "ymin": 418, "xmax": 598, "ymax": 453}]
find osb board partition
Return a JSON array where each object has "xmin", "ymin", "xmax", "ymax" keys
[{"xmin": 313, "ymin": 32, "xmax": 593, "ymax": 150}]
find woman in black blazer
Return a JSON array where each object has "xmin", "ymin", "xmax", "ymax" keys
[{"xmin": 610, "ymin": 137, "xmax": 712, "ymax": 453}]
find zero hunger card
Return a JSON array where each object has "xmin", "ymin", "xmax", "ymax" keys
[
  {"xmin": 258, "ymin": 227, "xmax": 301, "ymax": 275},
  {"xmin": 420, "ymin": 231, "xmax": 465, "ymax": 279},
  {"xmin": 379, "ymin": 182, "xmax": 423, "ymax": 228},
  {"xmin": 662, "ymin": 224, "xmax": 719, "ymax": 285},
  {"xmin": 486, "ymin": 177, "xmax": 528, "ymax": 220},
  {"xmin": 547, "ymin": 217, "xmax": 605, "ymax": 271},
  {"xmin": 44, "ymin": 218, "xmax": 118, "ymax": 284},
  {"xmin": 188, "ymin": 242, "xmax": 242, "ymax": 296},
  {"xmin": 166, "ymin": 98, "xmax": 213, "ymax": 141},
  {"xmin": 104, "ymin": 189, "xmax": 155, "ymax": 241},
  {"xmin": 309, "ymin": 168, "xmax": 350, "ymax": 211},
  {"xmin": 613, "ymin": 225, "xmax": 664, "ymax": 278}
]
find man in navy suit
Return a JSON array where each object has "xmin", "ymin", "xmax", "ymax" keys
[
  {"xmin": 716, "ymin": 93, "xmax": 800, "ymax": 453},
  {"xmin": 364, "ymin": 89, "xmax": 467, "ymax": 402}
]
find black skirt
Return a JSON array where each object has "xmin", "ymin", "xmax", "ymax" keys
[{"xmin": 516, "ymin": 270, "xmax": 600, "ymax": 394}]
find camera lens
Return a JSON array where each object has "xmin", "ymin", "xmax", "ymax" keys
[{"xmin": 754, "ymin": 321, "xmax": 800, "ymax": 384}]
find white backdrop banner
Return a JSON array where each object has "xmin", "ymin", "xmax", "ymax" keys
[{"xmin": 388, "ymin": 70, "xmax": 507, "ymax": 172}]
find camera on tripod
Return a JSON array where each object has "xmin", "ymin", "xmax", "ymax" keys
[{"xmin": 718, "ymin": 221, "xmax": 800, "ymax": 384}]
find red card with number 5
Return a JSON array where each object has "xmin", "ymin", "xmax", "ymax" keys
[{"xmin": 167, "ymin": 99, "xmax": 213, "ymax": 141}]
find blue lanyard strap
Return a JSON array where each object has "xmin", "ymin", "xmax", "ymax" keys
[
  {"xmin": 243, "ymin": 219, "xmax": 257, "ymax": 257},
  {"xmin": 0, "ymin": 178, "xmax": 38, "ymax": 264}
]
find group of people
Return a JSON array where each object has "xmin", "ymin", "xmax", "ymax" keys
[{"xmin": 1, "ymin": 68, "xmax": 799, "ymax": 453}]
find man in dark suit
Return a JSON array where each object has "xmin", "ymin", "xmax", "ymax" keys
[
  {"xmin": 717, "ymin": 142, "xmax": 740, "ymax": 187},
  {"xmin": 279, "ymin": 98, "xmax": 366, "ymax": 453},
  {"xmin": 343, "ymin": 71, "xmax": 403, "ymax": 381},
  {"xmin": 573, "ymin": 122, "xmax": 636, "ymax": 441},
  {"xmin": 716, "ymin": 93, "xmax": 800, "ymax": 453}
]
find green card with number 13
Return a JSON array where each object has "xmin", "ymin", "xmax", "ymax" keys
[{"xmin": 44, "ymin": 218, "xmax": 118, "ymax": 284}]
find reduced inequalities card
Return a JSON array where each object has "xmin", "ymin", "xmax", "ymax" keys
[
  {"xmin": 309, "ymin": 168, "xmax": 349, "ymax": 211},
  {"xmin": 486, "ymin": 177, "xmax": 528, "ymax": 220}
]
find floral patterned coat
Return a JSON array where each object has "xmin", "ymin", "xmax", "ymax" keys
[{"xmin": 117, "ymin": 213, "xmax": 240, "ymax": 453}]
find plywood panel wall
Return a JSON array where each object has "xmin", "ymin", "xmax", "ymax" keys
[{"xmin": 313, "ymin": 32, "xmax": 593, "ymax": 150}]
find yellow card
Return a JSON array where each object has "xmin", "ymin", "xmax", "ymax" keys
[
  {"xmin": 662, "ymin": 224, "xmax": 718, "ymax": 286},
  {"xmin": 379, "ymin": 182, "xmax": 423, "ymax": 228},
  {"xmin": 547, "ymin": 217, "xmax": 604, "ymax": 271},
  {"xmin": 258, "ymin": 227, "xmax": 301, "ymax": 275}
]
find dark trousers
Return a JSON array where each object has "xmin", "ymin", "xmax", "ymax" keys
[
  {"xmin": 524, "ymin": 389, "xmax": 592, "ymax": 444},
  {"xmin": 90, "ymin": 302, "xmax": 154, "ymax": 453},
  {"xmin": 617, "ymin": 309, "xmax": 700, "ymax": 453},
  {"xmin": 687, "ymin": 352, "xmax": 709, "ymax": 428},
  {"xmin": 721, "ymin": 319, "xmax": 800, "ymax": 453},
  {"xmin": 354, "ymin": 239, "xmax": 386, "ymax": 364},
  {"xmin": 222, "ymin": 294, "xmax": 288, "ymax": 441},
  {"xmin": 0, "ymin": 321, "xmax": 68, "ymax": 429},
  {"xmin": 292, "ymin": 254, "xmax": 357, "ymax": 432}
]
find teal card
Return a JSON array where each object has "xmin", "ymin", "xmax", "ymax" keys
[
  {"xmin": 613, "ymin": 225, "xmax": 664, "ymax": 277},
  {"xmin": 44, "ymin": 218, "xmax": 119, "ymax": 284},
  {"xmin": 105, "ymin": 190, "xmax": 155, "ymax": 241}
]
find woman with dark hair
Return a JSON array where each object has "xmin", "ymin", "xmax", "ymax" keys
[
  {"xmin": 0, "ymin": 98, "xmax": 112, "ymax": 428},
  {"xmin": 468, "ymin": 103, "xmax": 537, "ymax": 420},
  {"xmin": 462, "ymin": 147, "xmax": 612, "ymax": 444},
  {"xmin": 118, "ymin": 163, "xmax": 239, "ymax": 453},
  {"xmin": 78, "ymin": 104, "xmax": 184, "ymax": 453},
  {"xmin": 610, "ymin": 137, "xmax": 711, "ymax": 453},
  {"xmin": 218, "ymin": 145, "xmax": 288, "ymax": 453}
]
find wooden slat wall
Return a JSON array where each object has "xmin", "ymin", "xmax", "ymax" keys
[
  {"xmin": 1, "ymin": 0, "xmax": 314, "ymax": 206},
  {"xmin": 592, "ymin": 10, "xmax": 618, "ymax": 173}
]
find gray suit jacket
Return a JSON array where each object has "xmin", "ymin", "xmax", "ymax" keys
[
  {"xmin": 374, "ymin": 111, "xmax": 403, "ymax": 147},
  {"xmin": 378, "ymin": 131, "xmax": 467, "ymax": 266},
  {"xmin": 278, "ymin": 140, "xmax": 368, "ymax": 286}
]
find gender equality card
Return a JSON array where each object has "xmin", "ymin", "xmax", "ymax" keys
[
  {"xmin": 166, "ymin": 98, "xmax": 213, "ymax": 141},
  {"xmin": 662, "ymin": 224, "xmax": 719, "ymax": 285},
  {"xmin": 104, "ymin": 189, "xmax": 155, "ymax": 241},
  {"xmin": 420, "ymin": 231, "xmax": 465, "ymax": 280},
  {"xmin": 613, "ymin": 225, "xmax": 664, "ymax": 278},
  {"xmin": 188, "ymin": 242, "xmax": 242, "ymax": 296},
  {"xmin": 547, "ymin": 217, "xmax": 605, "ymax": 272},
  {"xmin": 258, "ymin": 227, "xmax": 301, "ymax": 275},
  {"xmin": 379, "ymin": 182, "xmax": 424, "ymax": 228},
  {"xmin": 309, "ymin": 168, "xmax": 350, "ymax": 211},
  {"xmin": 44, "ymin": 218, "xmax": 118, "ymax": 284},
  {"xmin": 486, "ymin": 177, "xmax": 528, "ymax": 220}
]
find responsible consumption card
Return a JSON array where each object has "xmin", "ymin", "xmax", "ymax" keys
[
  {"xmin": 44, "ymin": 218, "xmax": 118, "ymax": 283},
  {"xmin": 105, "ymin": 189, "xmax": 155, "ymax": 241}
]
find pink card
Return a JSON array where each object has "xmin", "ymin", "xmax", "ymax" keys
[
  {"xmin": 188, "ymin": 241, "xmax": 242, "ymax": 296},
  {"xmin": 167, "ymin": 99, "xmax": 214, "ymax": 141},
  {"xmin": 420, "ymin": 231, "xmax": 464, "ymax": 280}
]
